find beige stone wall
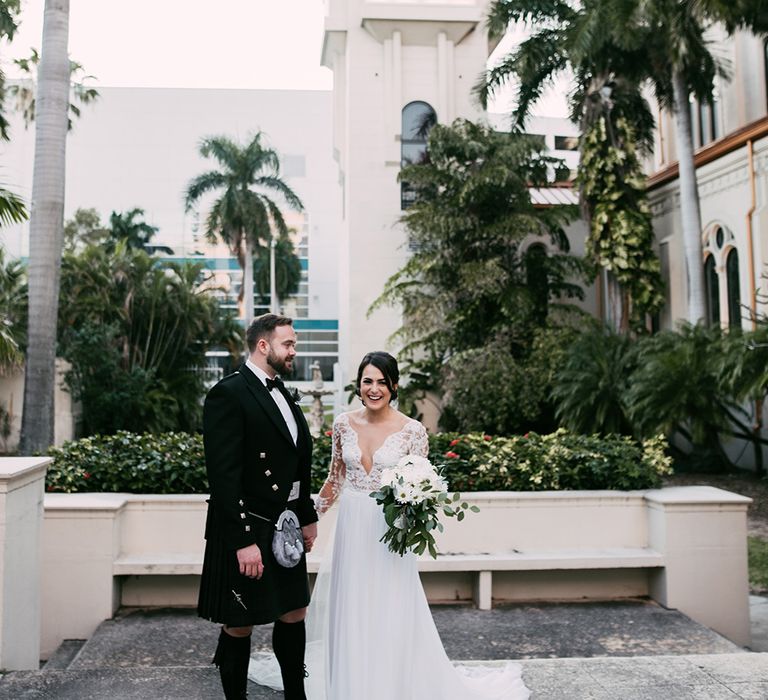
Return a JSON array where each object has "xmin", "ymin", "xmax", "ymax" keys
[{"xmin": 39, "ymin": 487, "xmax": 752, "ymax": 657}]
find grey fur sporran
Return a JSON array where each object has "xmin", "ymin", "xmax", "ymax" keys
[{"xmin": 272, "ymin": 510, "xmax": 304, "ymax": 568}]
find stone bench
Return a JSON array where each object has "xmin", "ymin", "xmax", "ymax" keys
[
  {"xmin": 114, "ymin": 546, "xmax": 665, "ymax": 610},
  {"xmin": 41, "ymin": 487, "xmax": 751, "ymax": 660}
]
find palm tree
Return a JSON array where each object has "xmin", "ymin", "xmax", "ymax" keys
[
  {"xmin": 478, "ymin": 0, "xmax": 662, "ymax": 330},
  {"xmin": 8, "ymin": 47, "xmax": 99, "ymax": 130},
  {"xmin": 253, "ymin": 233, "xmax": 301, "ymax": 310},
  {"xmin": 108, "ymin": 208, "xmax": 158, "ymax": 250},
  {"xmin": 19, "ymin": 0, "xmax": 70, "ymax": 454},
  {"xmin": 480, "ymin": 0, "xmax": 768, "ymax": 324},
  {"xmin": 0, "ymin": 183, "xmax": 27, "ymax": 226},
  {"xmin": 0, "ymin": 0, "xmax": 22, "ymax": 140},
  {"xmin": 185, "ymin": 133, "xmax": 304, "ymax": 328}
]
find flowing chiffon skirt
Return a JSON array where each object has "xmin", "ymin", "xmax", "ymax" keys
[{"xmin": 258, "ymin": 487, "xmax": 530, "ymax": 699}]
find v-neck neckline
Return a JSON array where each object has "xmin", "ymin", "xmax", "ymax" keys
[{"xmin": 344, "ymin": 414, "xmax": 410, "ymax": 476}]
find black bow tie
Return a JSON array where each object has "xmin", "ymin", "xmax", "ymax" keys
[{"xmin": 265, "ymin": 376, "xmax": 285, "ymax": 392}]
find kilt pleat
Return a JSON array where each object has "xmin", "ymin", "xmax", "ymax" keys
[{"xmin": 197, "ymin": 510, "xmax": 310, "ymax": 626}]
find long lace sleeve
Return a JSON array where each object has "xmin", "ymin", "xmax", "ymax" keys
[
  {"xmin": 314, "ymin": 418, "xmax": 346, "ymax": 517},
  {"xmin": 410, "ymin": 422, "xmax": 429, "ymax": 458}
]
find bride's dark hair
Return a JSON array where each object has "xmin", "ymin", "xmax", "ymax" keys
[{"xmin": 355, "ymin": 351, "xmax": 399, "ymax": 402}]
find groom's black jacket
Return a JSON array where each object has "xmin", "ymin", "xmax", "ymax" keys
[{"xmin": 202, "ymin": 363, "xmax": 317, "ymax": 551}]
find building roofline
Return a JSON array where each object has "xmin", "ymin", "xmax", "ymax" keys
[{"xmin": 647, "ymin": 115, "xmax": 768, "ymax": 191}]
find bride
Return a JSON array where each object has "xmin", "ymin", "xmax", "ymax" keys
[{"xmin": 250, "ymin": 351, "xmax": 529, "ymax": 699}]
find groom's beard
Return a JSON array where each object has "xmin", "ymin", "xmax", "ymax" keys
[{"xmin": 267, "ymin": 348, "xmax": 293, "ymax": 377}]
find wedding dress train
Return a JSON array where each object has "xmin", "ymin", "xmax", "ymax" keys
[{"xmin": 250, "ymin": 412, "xmax": 529, "ymax": 699}]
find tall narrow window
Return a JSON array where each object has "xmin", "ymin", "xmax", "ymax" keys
[
  {"xmin": 726, "ymin": 248, "xmax": 741, "ymax": 329},
  {"xmin": 401, "ymin": 101, "xmax": 436, "ymax": 210},
  {"xmin": 525, "ymin": 243, "xmax": 549, "ymax": 322},
  {"xmin": 765, "ymin": 40, "xmax": 768, "ymax": 111},
  {"xmin": 704, "ymin": 255, "xmax": 720, "ymax": 326},
  {"xmin": 694, "ymin": 99, "xmax": 719, "ymax": 148}
]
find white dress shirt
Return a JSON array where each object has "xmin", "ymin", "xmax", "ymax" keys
[{"xmin": 245, "ymin": 358, "xmax": 299, "ymax": 445}]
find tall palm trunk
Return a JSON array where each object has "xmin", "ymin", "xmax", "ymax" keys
[
  {"xmin": 243, "ymin": 233, "xmax": 255, "ymax": 329},
  {"xmin": 19, "ymin": 0, "xmax": 70, "ymax": 454},
  {"xmin": 672, "ymin": 68, "xmax": 706, "ymax": 324}
]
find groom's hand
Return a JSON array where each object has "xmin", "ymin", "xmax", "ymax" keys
[
  {"xmin": 302, "ymin": 522, "xmax": 318, "ymax": 552},
  {"xmin": 237, "ymin": 543, "xmax": 264, "ymax": 579}
]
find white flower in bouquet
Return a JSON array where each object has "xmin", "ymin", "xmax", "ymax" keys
[{"xmin": 370, "ymin": 453, "xmax": 479, "ymax": 558}]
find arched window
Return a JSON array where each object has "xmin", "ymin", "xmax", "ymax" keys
[
  {"xmin": 401, "ymin": 101, "xmax": 436, "ymax": 209},
  {"xmin": 726, "ymin": 248, "xmax": 741, "ymax": 329},
  {"xmin": 704, "ymin": 254, "xmax": 720, "ymax": 326},
  {"xmin": 525, "ymin": 243, "xmax": 549, "ymax": 322}
]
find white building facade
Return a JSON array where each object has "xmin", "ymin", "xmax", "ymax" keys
[
  {"xmin": 0, "ymin": 86, "xmax": 343, "ymax": 384},
  {"xmin": 647, "ymin": 32, "xmax": 768, "ymax": 331}
]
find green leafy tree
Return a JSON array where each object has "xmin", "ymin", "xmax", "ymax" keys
[
  {"xmin": 625, "ymin": 324, "xmax": 751, "ymax": 470},
  {"xmin": 63, "ymin": 207, "xmax": 108, "ymax": 251},
  {"xmin": 577, "ymin": 114, "xmax": 664, "ymax": 330},
  {"xmin": 442, "ymin": 325, "xmax": 577, "ymax": 435},
  {"xmin": 58, "ymin": 242, "xmax": 243, "ymax": 435},
  {"xmin": 108, "ymin": 207, "xmax": 158, "ymax": 250},
  {"xmin": 0, "ymin": 246, "xmax": 26, "ymax": 371},
  {"xmin": 373, "ymin": 119, "xmax": 587, "ymax": 432},
  {"xmin": 20, "ymin": 0, "xmax": 71, "ymax": 454},
  {"xmin": 552, "ymin": 325, "xmax": 637, "ymax": 436},
  {"xmin": 185, "ymin": 133, "xmax": 304, "ymax": 327},
  {"xmin": 8, "ymin": 47, "xmax": 99, "ymax": 130}
]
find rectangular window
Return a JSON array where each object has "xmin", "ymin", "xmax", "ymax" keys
[{"xmin": 554, "ymin": 135, "xmax": 579, "ymax": 151}]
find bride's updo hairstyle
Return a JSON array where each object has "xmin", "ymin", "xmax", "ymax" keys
[{"xmin": 355, "ymin": 351, "xmax": 399, "ymax": 402}]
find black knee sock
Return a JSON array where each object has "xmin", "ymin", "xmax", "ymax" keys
[
  {"xmin": 213, "ymin": 629, "xmax": 251, "ymax": 700},
  {"xmin": 272, "ymin": 619, "xmax": 307, "ymax": 700}
]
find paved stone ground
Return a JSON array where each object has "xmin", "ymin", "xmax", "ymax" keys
[{"xmin": 0, "ymin": 601, "xmax": 765, "ymax": 699}]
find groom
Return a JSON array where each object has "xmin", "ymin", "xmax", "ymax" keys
[{"xmin": 198, "ymin": 314, "xmax": 318, "ymax": 700}]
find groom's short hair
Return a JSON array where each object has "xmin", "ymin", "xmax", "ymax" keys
[{"xmin": 246, "ymin": 314, "xmax": 293, "ymax": 351}]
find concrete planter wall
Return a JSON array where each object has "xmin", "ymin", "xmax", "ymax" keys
[{"xmin": 38, "ymin": 486, "xmax": 752, "ymax": 659}]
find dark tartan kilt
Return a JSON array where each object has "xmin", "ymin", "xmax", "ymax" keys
[{"xmin": 197, "ymin": 508, "xmax": 310, "ymax": 627}]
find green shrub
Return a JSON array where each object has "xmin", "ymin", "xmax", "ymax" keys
[
  {"xmin": 311, "ymin": 428, "xmax": 671, "ymax": 492},
  {"xmin": 46, "ymin": 431, "xmax": 207, "ymax": 494},
  {"xmin": 48, "ymin": 428, "xmax": 671, "ymax": 494}
]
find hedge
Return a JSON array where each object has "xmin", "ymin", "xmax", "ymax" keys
[{"xmin": 46, "ymin": 428, "xmax": 671, "ymax": 495}]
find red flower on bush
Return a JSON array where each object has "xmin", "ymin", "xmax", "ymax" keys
[
  {"xmin": 523, "ymin": 433, "xmax": 529, "ymax": 439},
  {"xmin": 325, "ymin": 430, "xmax": 333, "ymax": 437},
  {"xmin": 83, "ymin": 472, "xmax": 91, "ymax": 479},
  {"xmin": 449, "ymin": 439, "xmax": 460, "ymax": 447},
  {"xmin": 483, "ymin": 435, "xmax": 492, "ymax": 441},
  {"xmin": 444, "ymin": 451, "xmax": 460, "ymax": 459}
]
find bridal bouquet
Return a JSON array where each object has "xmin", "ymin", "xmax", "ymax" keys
[{"xmin": 370, "ymin": 454, "xmax": 479, "ymax": 558}]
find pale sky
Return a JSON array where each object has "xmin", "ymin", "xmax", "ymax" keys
[
  {"xmin": 3, "ymin": 0, "xmax": 334, "ymax": 90},
  {"xmin": 2, "ymin": 0, "xmax": 567, "ymax": 116}
]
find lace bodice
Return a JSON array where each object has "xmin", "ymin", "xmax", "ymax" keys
[{"xmin": 314, "ymin": 412, "xmax": 429, "ymax": 516}]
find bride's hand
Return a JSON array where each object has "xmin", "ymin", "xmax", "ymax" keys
[
  {"xmin": 302, "ymin": 522, "xmax": 318, "ymax": 552},
  {"xmin": 236, "ymin": 543, "xmax": 264, "ymax": 579}
]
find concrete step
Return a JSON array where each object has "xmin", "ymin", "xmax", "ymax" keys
[
  {"xmin": 40, "ymin": 640, "xmax": 86, "ymax": 671},
  {"xmin": 1, "ymin": 655, "xmax": 767, "ymax": 699},
  {"xmin": 0, "ymin": 601, "xmax": 758, "ymax": 699}
]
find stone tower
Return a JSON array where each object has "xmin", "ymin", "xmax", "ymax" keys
[{"xmin": 321, "ymin": 0, "xmax": 492, "ymax": 386}]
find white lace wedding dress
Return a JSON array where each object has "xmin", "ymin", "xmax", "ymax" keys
[{"xmin": 249, "ymin": 412, "xmax": 529, "ymax": 699}]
